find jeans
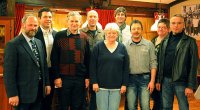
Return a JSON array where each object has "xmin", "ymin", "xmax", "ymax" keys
[
  {"xmin": 96, "ymin": 89, "xmax": 121, "ymax": 110},
  {"xmin": 162, "ymin": 77, "xmax": 189, "ymax": 110},
  {"xmin": 127, "ymin": 74, "xmax": 150, "ymax": 110}
]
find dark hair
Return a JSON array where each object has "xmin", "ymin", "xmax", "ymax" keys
[
  {"xmin": 130, "ymin": 19, "xmax": 143, "ymax": 30},
  {"xmin": 38, "ymin": 7, "xmax": 52, "ymax": 18},
  {"xmin": 158, "ymin": 18, "xmax": 170, "ymax": 28},
  {"xmin": 114, "ymin": 7, "xmax": 127, "ymax": 17}
]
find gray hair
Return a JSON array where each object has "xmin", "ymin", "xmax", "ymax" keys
[
  {"xmin": 104, "ymin": 23, "xmax": 120, "ymax": 34},
  {"xmin": 21, "ymin": 14, "xmax": 37, "ymax": 23},
  {"xmin": 67, "ymin": 11, "xmax": 82, "ymax": 21}
]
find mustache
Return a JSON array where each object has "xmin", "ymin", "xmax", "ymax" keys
[
  {"xmin": 25, "ymin": 29, "xmax": 38, "ymax": 37},
  {"xmin": 133, "ymin": 32, "xmax": 139, "ymax": 35}
]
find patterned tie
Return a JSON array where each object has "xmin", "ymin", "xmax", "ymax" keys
[
  {"xmin": 30, "ymin": 40, "xmax": 42, "ymax": 80},
  {"xmin": 30, "ymin": 40, "xmax": 40, "ymax": 67}
]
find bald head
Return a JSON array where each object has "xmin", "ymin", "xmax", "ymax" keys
[
  {"xmin": 87, "ymin": 10, "xmax": 99, "ymax": 29},
  {"xmin": 87, "ymin": 10, "xmax": 98, "ymax": 18}
]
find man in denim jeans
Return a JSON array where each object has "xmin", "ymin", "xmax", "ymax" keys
[
  {"xmin": 156, "ymin": 14, "xmax": 198, "ymax": 110},
  {"xmin": 125, "ymin": 19, "xmax": 157, "ymax": 110}
]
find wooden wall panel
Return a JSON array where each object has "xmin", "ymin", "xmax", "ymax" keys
[
  {"xmin": 17, "ymin": 0, "xmax": 90, "ymax": 10},
  {"xmin": 0, "ymin": 75, "xmax": 12, "ymax": 110}
]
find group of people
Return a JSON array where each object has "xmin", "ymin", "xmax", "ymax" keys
[{"xmin": 3, "ymin": 6, "xmax": 198, "ymax": 110}]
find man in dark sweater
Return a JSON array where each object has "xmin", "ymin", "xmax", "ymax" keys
[
  {"xmin": 51, "ymin": 11, "xmax": 90, "ymax": 110},
  {"xmin": 156, "ymin": 14, "xmax": 198, "ymax": 110}
]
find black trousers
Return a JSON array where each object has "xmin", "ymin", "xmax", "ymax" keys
[
  {"xmin": 58, "ymin": 76, "xmax": 85, "ymax": 110},
  {"xmin": 89, "ymin": 84, "xmax": 97, "ymax": 110},
  {"xmin": 151, "ymin": 89, "xmax": 162, "ymax": 110},
  {"xmin": 41, "ymin": 68, "xmax": 55, "ymax": 110}
]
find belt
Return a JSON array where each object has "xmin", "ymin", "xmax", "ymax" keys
[{"xmin": 130, "ymin": 72, "xmax": 150, "ymax": 76}]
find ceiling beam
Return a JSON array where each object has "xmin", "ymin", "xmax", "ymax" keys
[
  {"xmin": 169, "ymin": 0, "xmax": 187, "ymax": 7},
  {"xmin": 110, "ymin": 0, "xmax": 168, "ymax": 9}
]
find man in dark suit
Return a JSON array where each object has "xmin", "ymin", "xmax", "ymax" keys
[
  {"xmin": 34, "ymin": 7, "xmax": 57, "ymax": 110},
  {"xmin": 4, "ymin": 14, "xmax": 51, "ymax": 110}
]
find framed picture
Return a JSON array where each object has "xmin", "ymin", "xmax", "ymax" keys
[{"xmin": 182, "ymin": 4, "xmax": 200, "ymax": 40}]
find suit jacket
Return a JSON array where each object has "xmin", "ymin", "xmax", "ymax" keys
[
  {"xmin": 3, "ymin": 34, "xmax": 50, "ymax": 103},
  {"xmin": 35, "ymin": 27, "xmax": 57, "ymax": 58}
]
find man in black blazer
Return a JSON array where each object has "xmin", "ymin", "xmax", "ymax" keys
[
  {"xmin": 34, "ymin": 7, "xmax": 57, "ymax": 110},
  {"xmin": 4, "ymin": 14, "xmax": 51, "ymax": 110}
]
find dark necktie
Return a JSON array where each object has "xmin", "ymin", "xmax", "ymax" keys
[
  {"xmin": 30, "ymin": 40, "xmax": 40, "ymax": 67},
  {"xmin": 30, "ymin": 40, "xmax": 42, "ymax": 80}
]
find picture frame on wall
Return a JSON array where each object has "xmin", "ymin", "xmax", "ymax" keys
[{"xmin": 182, "ymin": 4, "xmax": 200, "ymax": 40}]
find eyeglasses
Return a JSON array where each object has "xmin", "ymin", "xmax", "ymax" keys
[{"xmin": 158, "ymin": 26, "xmax": 167, "ymax": 30}]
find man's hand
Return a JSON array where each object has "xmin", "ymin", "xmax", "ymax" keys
[
  {"xmin": 45, "ymin": 86, "xmax": 51, "ymax": 95},
  {"xmin": 156, "ymin": 83, "xmax": 161, "ymax": 91},
  {"xmin": 9, "ymin": 96, "xmax": 19, "ymax": 106},
  {"xmin": 185, "ymin": 88, "xmax": 193, "ymax": 97},
  {"xmin": 93, "ymin": 83, "xmax": 99, "ymax": 92},
  {"xmin": 147, "ymin": 81, "xmax": 155, "ymax": 94},
  {"xmin": 54, "ymin": 78, "xmax": 62, "ymax": 88},
  {"xmin": 120, "ymin": 86, "xmax": 126, "ymax": 94},
  {"xmin": 85, "ymin": 79, "xmax": 89, "ymax": 88}
]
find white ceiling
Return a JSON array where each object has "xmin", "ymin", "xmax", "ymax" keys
[{"xmin": 127, "ymin": 0, "xmax": 176, "ymax": 4}]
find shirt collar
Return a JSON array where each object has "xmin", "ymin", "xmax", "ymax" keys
[
  {"xmin": 40, "ymin": 26, "xmax": 53, "ymax": 34},
  {"xmin": 81, "ymin": 25, "xmax": 102, "ymax": 33},
  {"xmin": 129, "ymin": 37, "xmax": 146, "ymax": 45},
  {"xmin": 66, "ymin": 29, "xmax": 80, "ymax": 36}
]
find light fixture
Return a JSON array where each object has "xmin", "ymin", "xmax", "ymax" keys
[
  {"xmin": 151, "ymin": 0, "xmax": 165, "ymax": 31},
  {"xmin": 151, "ymin": 12, "xmax": 165, "ymax": 31}
]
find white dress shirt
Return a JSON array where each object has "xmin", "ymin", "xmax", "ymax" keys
[{"xmin": 40, "ymin": 26, "xmax": 54, "ymax": 67}]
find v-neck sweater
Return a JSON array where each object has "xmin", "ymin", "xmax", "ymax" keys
[{"xmin": 90, "ymin": 41, "xmax": 129, "ymax": 89}]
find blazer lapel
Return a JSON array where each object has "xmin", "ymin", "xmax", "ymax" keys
[{"xmin": 19, "ymin": 35, "xmax": 38, "ymax": 66}]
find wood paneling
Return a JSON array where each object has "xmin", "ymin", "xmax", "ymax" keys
[
  {"xmin": 0, "ymin": 17, "xmax": 14, "ymax": 110},
  {"xmin": 111, "ymin": 0, "xmax": 168, "ymax": 9},
  {"xmin": 0, "ymin": 17, "xmax": 14, "ymax": 74},
  {"xmin": 18, "ymin": 0, "xmax": 169, "ymax": 18},
  {"xmin": 16, "ymin": 0, "xmax": 90, "ymax": 10},
  {"xmin": 0, "ymin": 75, "xmax": 12, "ymax": 110}
]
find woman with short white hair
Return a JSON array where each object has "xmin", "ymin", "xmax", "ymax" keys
[{"xmin": 90, "ymin": 23, "xmax": 130, "ymax": 110}]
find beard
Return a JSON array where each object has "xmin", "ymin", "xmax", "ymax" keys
[{"xmin": 25, "ymin": 29, "xmax": 38, "ymax": 38}]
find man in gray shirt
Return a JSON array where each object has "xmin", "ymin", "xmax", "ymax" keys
[{"xmin": 125, "ymin": 19, "xmax": 157, "ymax": 110}]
